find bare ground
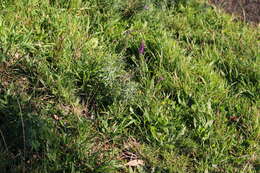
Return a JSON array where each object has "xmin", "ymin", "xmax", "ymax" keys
[{"xmin": 210, "ymin": 0, "xmax": 260, "ymax": 24}]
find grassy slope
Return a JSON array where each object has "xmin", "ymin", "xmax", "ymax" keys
[{"xmin": 0, "ymin": 0, "xmax": 259, "ymax": 172}]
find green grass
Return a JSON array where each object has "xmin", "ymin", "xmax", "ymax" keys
[{"xmin": 0, "ymin": 0, "xmax": 259, "ymax": 172}]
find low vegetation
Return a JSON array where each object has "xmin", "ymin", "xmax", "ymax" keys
[{"xmin": 0, "ymin": 0, "xmax": 259, "ymax": 172}]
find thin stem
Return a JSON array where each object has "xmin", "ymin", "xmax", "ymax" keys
[
  {"xmin": 0, "ymin": 129, "xmax": 8, "ymax": 152},
  {"xmin": 17, "ymin": 99, "xmax": 26, "ymax": 173}
]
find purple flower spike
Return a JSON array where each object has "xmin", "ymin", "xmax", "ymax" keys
[{"xmin": 138, "ymin": 40, "xmax": 145, "ymax": 55}]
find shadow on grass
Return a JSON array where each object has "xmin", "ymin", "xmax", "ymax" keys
[{"xmin": 0, "ymin": 86, "xmax": 52, "ymax": 173}]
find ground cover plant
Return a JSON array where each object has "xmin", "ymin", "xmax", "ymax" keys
[{"xmin": 0, "ymin": 0, "xmax": 259, "ymax": 172}]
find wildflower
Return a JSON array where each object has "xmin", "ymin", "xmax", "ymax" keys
[
  {"xmin": 157, "ymin": 76, "xmax": 165, "ymax": 83},
  {"xmin": 144, "ymin": 5, "xmax": 149, "ymax": 10},
  {"xmin": 138, "ymin": 40, "xmax": 145, "ymax": 55}
]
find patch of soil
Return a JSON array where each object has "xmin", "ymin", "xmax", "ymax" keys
[{"xmin": 210, "ymin": 0, "xmax": 260, "ymax": 24}]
